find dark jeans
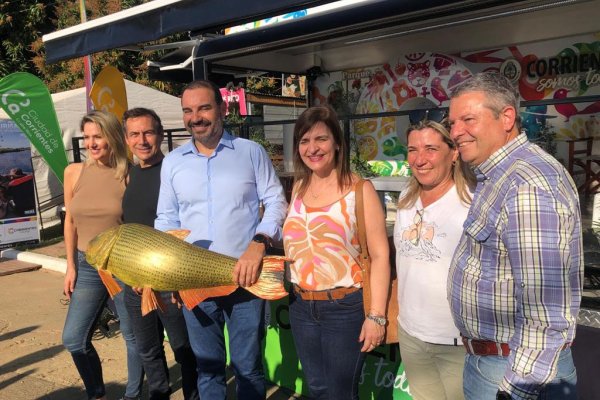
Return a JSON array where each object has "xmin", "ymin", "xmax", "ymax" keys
[
  {"xmin": 289, "ymin": 289, "xmax": 366, "ymax": 400},
  {"xmin": 183, "ymin": 288, "xmax": 266, "ymax": 400},
  {"xmin": 124, "ymin": 286, "xmax": 199, "ymax": 400}
]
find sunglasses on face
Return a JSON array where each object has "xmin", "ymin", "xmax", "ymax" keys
[{"xmin": 408, "ymin": 108, "xmax": 447, "ymax": 125}]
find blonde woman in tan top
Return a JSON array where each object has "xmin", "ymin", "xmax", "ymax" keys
[{"xmin": 61, "ymin": 111, "xmax": 142, "ymax": 400}]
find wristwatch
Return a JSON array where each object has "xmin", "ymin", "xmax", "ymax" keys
[
  {"xmin": 496, "ymin": 390, "xmax": 511, "ymax": 400},
  {"xmin": 252, "ymin": 233, "xmax": 272, "ymax": 250},
  {"xmin": 366, "ymin": 313, "xmax": 387, "ymax": 326}
]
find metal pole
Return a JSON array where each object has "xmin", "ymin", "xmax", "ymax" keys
[{"xmin": 72, "ymin": 137, "xmax": 82, "ymax": 163}]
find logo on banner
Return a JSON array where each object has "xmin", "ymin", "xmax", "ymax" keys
[
  {"xmin": 500, "ymin": 59, "xmax": 522, "ymax": 84},
  {"xmin": 0, "ymin": 72, "xmax": 69, "ymax": 184},
  {"xmin": 8, "ymin": 225, "xmax": 37, "ymax": 235},
  {"xmin": 91, "ymin": 66, "xmax": 128, "ymax": 121},
  {"xmin": 1, "ymin": 89, "xmax": 31, "ymax": 114}
]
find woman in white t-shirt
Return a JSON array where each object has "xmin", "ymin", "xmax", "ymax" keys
[{"xmin": 394, "ymin": 113, "xmax": 475, "ymax": 400}]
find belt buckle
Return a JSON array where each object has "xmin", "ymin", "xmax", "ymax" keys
[
  {"xmin": 464, "ymin": 338, "xmax": 475, "ymax": 354},
  {"xmin": 495, "ymin": 342, "xmax": 503, "ymax": 356}
]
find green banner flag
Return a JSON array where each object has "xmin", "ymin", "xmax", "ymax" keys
[{"xmin": 0, "ymin": 72, "xmax": 69, "ymax": 183}]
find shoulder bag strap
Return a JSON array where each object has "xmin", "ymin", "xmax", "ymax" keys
[
  {"xmin": 356, "ymin": 179, "xmax": 373, "ymax": 316},
  {"xmin": 355, "ymin": 179, "xmax": 370, "ymax": 269}
]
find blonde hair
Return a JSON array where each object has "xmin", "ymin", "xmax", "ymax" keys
[
  {"xmin": 80, "ymin": 110, "xmax": 129, "ymax": 181},
  {"xmin": 397, "ymin": 120, "xmax": 475, "ymax": 209}
]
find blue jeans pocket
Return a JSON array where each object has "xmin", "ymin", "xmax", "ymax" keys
[
  {"xmin": 474, "ymin": 355, "xmax": 504, "ymax": 385},
  {"xmin": 333, "ymin": 290, "xmax": 363, "ymax": 309}
]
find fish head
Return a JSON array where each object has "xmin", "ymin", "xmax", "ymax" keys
[{"xmin": 85, "ymin": 225, "xmax": 121, "ymax": 271}]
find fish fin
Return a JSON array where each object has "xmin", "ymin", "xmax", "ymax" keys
[
  {"xmin": 98, "ymin": 269, "xmax": 122, "ymax": 298},
  {"xmin": 141, "ymin": 288, "xmax": 166, "ymax": 316},
  {"xmin": 179, "ymin": 286, "xmax": 237, "ymax": 310},
  {"xmin": 246, "ymin": 256, "xmax": 290, "ymax": 300},
  {"xmin": 166, "ymin": 229, "xmax": 191, "ymax": 241}
]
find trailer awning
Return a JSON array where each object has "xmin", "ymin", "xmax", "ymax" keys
[
  {"xmin": 42, "ymin": 0, "xmax": 338, "ymax": 64},
  {"xmin": 145, "ymin": 0, "xmax": 599, "ymax": 81}
]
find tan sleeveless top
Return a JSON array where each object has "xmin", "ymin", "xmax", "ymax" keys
[{"xmin": 69, "ymin": 162, "xmax": 125, "ymax": 251}]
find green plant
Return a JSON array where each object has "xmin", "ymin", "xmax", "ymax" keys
[
  {"xmin": 250, "ymin": 130, "xmax": 275, "ymax": 157},
  {"xmin": 246, "ymin": 75, "xmax": 280, "ymax": 96},
  {"xmin": 531, "ymin": 121, "xmax": 557, "ymax": 158},
  {"xmin": 349, "ymin": 135, "xmax": 377, "ymax": 178},
  {"xmin": 221, "ymin": 88, "xmax": 276, "ymax": 159}
]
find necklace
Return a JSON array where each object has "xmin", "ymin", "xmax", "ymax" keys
[
  {"xmin": 308, "ymin": 176, "xmax": 336, "ymax": 199},
  {"xmin": 309, "ymin": 185, "xmax": 321, "ymax": 198}
]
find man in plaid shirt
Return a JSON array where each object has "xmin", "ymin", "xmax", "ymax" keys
[{"xmin": 447, "ymin": 72, "xmax": 582, "ymax": 400}]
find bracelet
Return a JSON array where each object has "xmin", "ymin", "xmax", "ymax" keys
[{"xmin": 366, "ymin": 313, "xmax": 387, "ymax": 326}]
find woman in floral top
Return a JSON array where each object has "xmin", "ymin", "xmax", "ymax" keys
[{"xmin": 283, "ymin": 106, "xmax": 390, "ymax": 400}]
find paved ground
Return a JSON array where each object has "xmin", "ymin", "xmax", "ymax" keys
[{"xmin": 0, "ymin": 242, "xmax": 304, "ymax": 400}]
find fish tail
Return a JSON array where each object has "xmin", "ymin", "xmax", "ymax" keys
[
  {"xmin": 179, "ymin": 286, "xmax": 237, "ymax": 310},
  {"xmin": 141, "ymin": 287, "xmax": 166, "ymax": 316},
  {"xmin": 165, "ymin": 229, "xmax": 191, "ymax": 241},
  {"xmin": 98, "ymin": 269, "xmax": 122, "ymax": 298},
  {"xmin": 246, "ymin": 256, "xmax": 290, "ymax": 300}
]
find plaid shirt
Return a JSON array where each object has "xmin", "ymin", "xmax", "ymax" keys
[{"xmin": 448, "ymin": 134, "xmax": 583, "ymax": 399}]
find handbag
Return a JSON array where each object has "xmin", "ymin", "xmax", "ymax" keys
[{"xmin": 355, "ymin": 179, "xmax": 399, "ymax": 344}]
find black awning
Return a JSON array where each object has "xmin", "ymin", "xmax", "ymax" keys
[
  {"xmin": 149, "ymin": 0, "xmax": 533, "ymax": 80},
  {"xmin": 196, "ymin": 0, "xmax": 481, "ymax": 62},
  {"xmin": 43, "ymin": 0, "xmax": 337, "ymax": 64}
]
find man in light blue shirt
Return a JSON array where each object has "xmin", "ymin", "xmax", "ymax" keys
[{"xmin": 155, "ymin": 80, "xmax": 287, "ymax": 399}]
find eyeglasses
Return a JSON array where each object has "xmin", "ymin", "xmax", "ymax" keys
[
  {"xmin": 409, "ymin": 209, "xmax": 424, "ymax": 247},
  {"xmin": 408, "ymin": 108, "xmax": 447, "ymax": 125}
]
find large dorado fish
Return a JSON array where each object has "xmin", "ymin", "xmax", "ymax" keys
[{"xmin": 86, "ymin": 223, "xmax": 289, "ymax": 315}]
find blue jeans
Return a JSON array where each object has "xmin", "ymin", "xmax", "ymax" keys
[
  {"xmin": 288, "ymin": 289, "xmax": 366, "ymax": 400},
  {"xmin": 183, "ymin": 288, "xmax": 266, "ymax": 400},
  {"xmin": 62, "ymin": 251, "xmax": 143, "ymax": 399},
  {"xmin": 464, "ymin": 348, "xmax": 577, "ymax": 400},
  {"xmin": 124, "ymin": 285, "xmax": 199, "ymax": 400},
  {"xmin": 113, "ymin": 279, "xmax": 145, "ymax": 399}
]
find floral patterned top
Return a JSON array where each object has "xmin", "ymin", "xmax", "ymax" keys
[{"xmin": 283, "ymin": 183, "xmax": 363, "ymax": 290}]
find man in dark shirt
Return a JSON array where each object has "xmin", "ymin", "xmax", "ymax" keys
[{"xmin": 122, "ymin": 107, "xmax": 198, "ymax": 400}]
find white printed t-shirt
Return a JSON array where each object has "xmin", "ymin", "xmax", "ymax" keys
[{"xmin": 394, "ymin": 185, "xmax": 469, "ymax": 345}]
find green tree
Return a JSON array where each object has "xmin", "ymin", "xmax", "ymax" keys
[
  {"xmin": 0, "ymin": 1, "xmax": 54, "ymax": 77},
  {"xmin": 31, "ymin": 0, "xmax": 184, "ymax": 95},
  {"xmin": 0, "ymin": 0, "xmax": 183, "ymax": 95}
]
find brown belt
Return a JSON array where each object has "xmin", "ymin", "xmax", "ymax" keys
[
  {"xmin": 293, "ymin": 284, "xmax": 360, "ymax": 301},
  {"xmin": 462, "ymin": 337, "xmax": 571, "ymax": 357}
]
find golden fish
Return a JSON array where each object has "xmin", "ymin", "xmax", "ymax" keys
[{"xmin": 86, "ymin": 223, "xmax": 289, "ymax": 315}]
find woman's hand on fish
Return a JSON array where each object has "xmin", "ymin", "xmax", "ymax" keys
[
  {"xmin": 233, "ymin": 242, "xmax": 265, "ymax": 287},
  {"xmin": 63, "ymin": 267, "xmax": 77, "ymax": 299}
]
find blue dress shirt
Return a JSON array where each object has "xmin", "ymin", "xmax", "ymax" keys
[{"xmin": 155, "ymin": 131, "xmax": 287, "ymax": 258}]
